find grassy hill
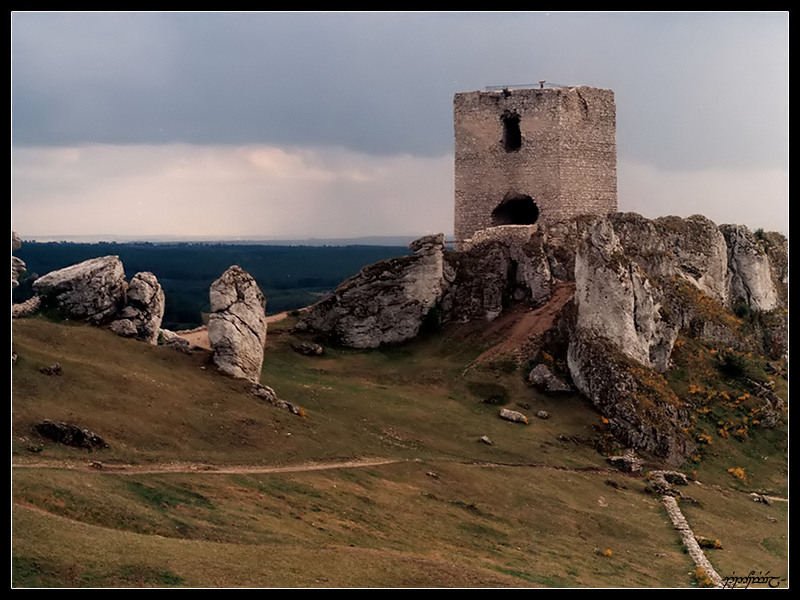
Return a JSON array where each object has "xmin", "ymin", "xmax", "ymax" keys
[{"xmin": 11, "ymin": 313, "xmax": 788, "ymax": 588}]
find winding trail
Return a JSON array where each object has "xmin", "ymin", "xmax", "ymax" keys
[
  {"xmin": 462, "ymin": 282, "xmax": 575, "ymax": 376},
  {"xmin": 11, "ymin": 456, "xmax": 405, "ymax": 476}
]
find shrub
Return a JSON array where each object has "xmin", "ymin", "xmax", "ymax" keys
[
  {"xmin": 727, "ymin": 467, "xmax": 746, "ymax": 482},
  {"xmin": 696, "ymin": 536, "xmax": 723, "ymax": 550},
  {"xmin": 691, "ymin": 567, "xmax": 715, "ymax": 587}
]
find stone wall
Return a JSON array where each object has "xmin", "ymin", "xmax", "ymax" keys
[{"xmin": 453, "ymin": 86, "xmax": 617, "ymax": 246}]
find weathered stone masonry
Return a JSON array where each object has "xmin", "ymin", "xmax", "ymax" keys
[{"xmin": 453, "ymin": 86, "xmax": 618, "ymax": 246}]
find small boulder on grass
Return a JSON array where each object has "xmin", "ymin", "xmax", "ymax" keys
[
  {"xmin": 499, "ymin": 408, "xmax": 528, "ymax": 424},
  {"xmin": 528, "ymin": 363, "xmax": 572, "ymax": 392},
  {"xmin": 291, "ymin": 341, "xmax": 324, "ymax": 356},
  {"xmin": 35, "ymin": 420, "xmax": 107, "ymax": 450},
  {"xmin": 607, "ymin": 450, "xmax": 643, "ymax": 473},
  {"xmin": 38, "ymin": 362, "xmax": 62, "ymax": 376},
  {"xmin": 652, "ymin": 470, "xmax": 689, "ymax": 485}
]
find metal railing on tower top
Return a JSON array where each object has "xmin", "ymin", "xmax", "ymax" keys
[{"xmin": 484, "ymin": 81, "xmax": 569, "ymax": 91}]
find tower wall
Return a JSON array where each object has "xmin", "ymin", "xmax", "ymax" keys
[{"xmin": 453, "ymin": 86, "xmax": 617, "ymax": 244}]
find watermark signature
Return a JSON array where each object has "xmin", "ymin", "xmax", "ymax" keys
[{"xmin": 722, "ymin": 570, "xmax": 785, "ymax": 589}]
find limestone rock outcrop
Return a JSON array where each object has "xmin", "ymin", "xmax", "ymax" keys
[
  {"xmin": 567, "ymin": 335, "xmax": 696, "ymax": 464},
  {"xmin": 15, "ymin": 254, "xmax": 169, "ymax": 346},
  {"xmin": 207, "ymin": 265, "xmax": 268, "ymax": 383},
  {"xmin": 572, "ymin": 216, "xmax": 678, "ymax": 373},
  {"xmin": 302, "ymin": 234, "xmax": 453, "ymax": 348},
  {"xmin": 720, "ymin": 224, "xmax": 779, "ymax": 312},
  {"xmin": 109, "ymin": 272, "xmax": 165, "ymax": 344},
  {"xmin": 12, "ymin": 232, "xmax": 26, "ymax": 288},
  {"xmin": 440, "ymin": 226, "xmax": 552, "ymax": 323},
  {"xmin": 611, "ymin": 213, "xmax": 730, "ymax": 305},
  {"xmin": 31, "ymin": 255, "xmax": 127, "ymax": 324},
  {"xmin": 299, "ymin": 211, "xmax": 786, "ymax": 465}
]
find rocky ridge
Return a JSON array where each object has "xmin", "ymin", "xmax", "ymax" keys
[
  {"xmin": 11, "ymin": 214, "xmax": 786, "ymax": 464},
  {"xmin": 301, "ymin": 212, "xmax": 787, "ymax": 464}
]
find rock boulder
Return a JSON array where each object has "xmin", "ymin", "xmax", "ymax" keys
[
  {"xmin": 12, "ymin": 232, "xmax": 25, "ymax": 288},
  {"xmin": 302, "ymin": 234, "xmax": 452, "ymax": 348},
  {"xmin": 207, "ymin": 266, "xmax": 268, "ymax": 383},
  {"xmin": 529, "ymin": 363, "xmax": 572, "ymax": 392},
  {"xmin": 31, "ymin": 255, "xmax": 127, "ymax": 324},
  {"xmin": 109, "ymin": 271, "xmax": 165, "ymax": 344}
]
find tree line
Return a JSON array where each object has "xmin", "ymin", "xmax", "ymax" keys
[{"xmin": 13, "ymin": 242, "xmax": 408, "ymax": 331}]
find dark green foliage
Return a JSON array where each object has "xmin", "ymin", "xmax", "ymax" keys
[{"xmin": 715, "ymin": 348, "xmax": 767, "ymax": 383}]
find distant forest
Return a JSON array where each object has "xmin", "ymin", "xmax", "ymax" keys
[{"xmin": 13, "ymin": 242, "xmax": 409, "ymax": 331}]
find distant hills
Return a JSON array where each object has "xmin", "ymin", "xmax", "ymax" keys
[{"xmin": 19, "ymin": 234, "xmax": 436, "ymax": 247}]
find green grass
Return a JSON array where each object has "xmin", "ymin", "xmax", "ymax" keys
[{"xmin": 11, "ymin": 316, "xmax": 788, "ymax": 588}]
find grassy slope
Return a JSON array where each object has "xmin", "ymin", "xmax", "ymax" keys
[{"xmin": 11, "ymin": 316, "xmax": 788, "ymax": 588}]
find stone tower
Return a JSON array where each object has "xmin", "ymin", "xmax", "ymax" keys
[{"xmin": 453, "ymin": 85, "xmax": 617, "ymax": 245}]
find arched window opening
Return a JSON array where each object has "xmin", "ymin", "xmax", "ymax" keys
[
  {"xmin": 501, "ymin": 112, "xmax": 522, "ymax": 152},
  {"xmin": 491, "ymin": 195, "xmax": 539, "ymax": 226}
]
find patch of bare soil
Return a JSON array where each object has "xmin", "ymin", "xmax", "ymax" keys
[
  {"xmin": 464, "ymin": 282, "xmax": 575, "ymax": 373},
  {"xmin": 175, "ymin": 327, "xmax": 211, "ymax": 350},
  {"xmin": 174, "ymin": 311, "xmax": 292, "ymax": 351}
]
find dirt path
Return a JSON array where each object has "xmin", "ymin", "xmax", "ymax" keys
[
  {"xmin": 463, "ymin": 282, "xmax": 575, "ymax": 375},
  {"xmin": 12, "ymin": 456, "xmax": 406, "ymax": 476},
  {"xmin": 174, "ymin": 311, "xmax": 293, "ymax": 351}
]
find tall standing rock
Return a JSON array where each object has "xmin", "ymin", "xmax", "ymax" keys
[
  {"xmin": 572, "ymin": 217, "xmax": 677, "ymax": 372},
  {"xmin": 31, "ymin": 255, "xmax": 127, "ymax": 324},
  {"xmin": 567, "ymin": 217, "xmax": 693, "ymax": 464},
  {"xmin": 207, "ymin": 265, "xmax": 268, "ymax": 383},
  {"xmin": 720, "ymin": 225, "xmax": 779, "ymax": 312}
]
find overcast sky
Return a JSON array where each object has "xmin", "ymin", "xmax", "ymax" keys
[{"xmin": 11, "ymin": 11, "xmax": 789, "ymax": 241}]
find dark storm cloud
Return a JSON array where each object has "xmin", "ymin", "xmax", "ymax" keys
[
  {"xmin": 12, "ymin": 12, "xmax": 461, "ymax": 155},
  {"xmin": 12, "ymin": 12, "xmax": 789, "ymax": 170}
]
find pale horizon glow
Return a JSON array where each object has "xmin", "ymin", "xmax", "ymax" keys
[{"xmin": 12, "ymin": 143, "xmax": 456, "ymax": 241}]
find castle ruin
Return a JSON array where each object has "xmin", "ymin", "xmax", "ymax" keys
[{"xmin": 453, "ymin": 85, "xmax": 617, "ymax": 246}]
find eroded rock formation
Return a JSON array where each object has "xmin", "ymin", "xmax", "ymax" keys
[
  {"xmin": 302, "ymin": 234, "xmax": 453, "ymax": 348},
  {"xmin": 207, "ymin": 265, "xmax": 269, "ymax": 383},
  {"xmin": 31, "ymin": 255, "xmax": 127, "ymax": 324},
  {"xmin": 109, "ymin": 272, "xmax": 166, "ymax": 344},
  {"xmin": 721, "ymin": 224, "xmax": 780, "ymax": 311},
  {"xmin": 15, "ymin": 254, "xmax": 168, "ymax": 346}
]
